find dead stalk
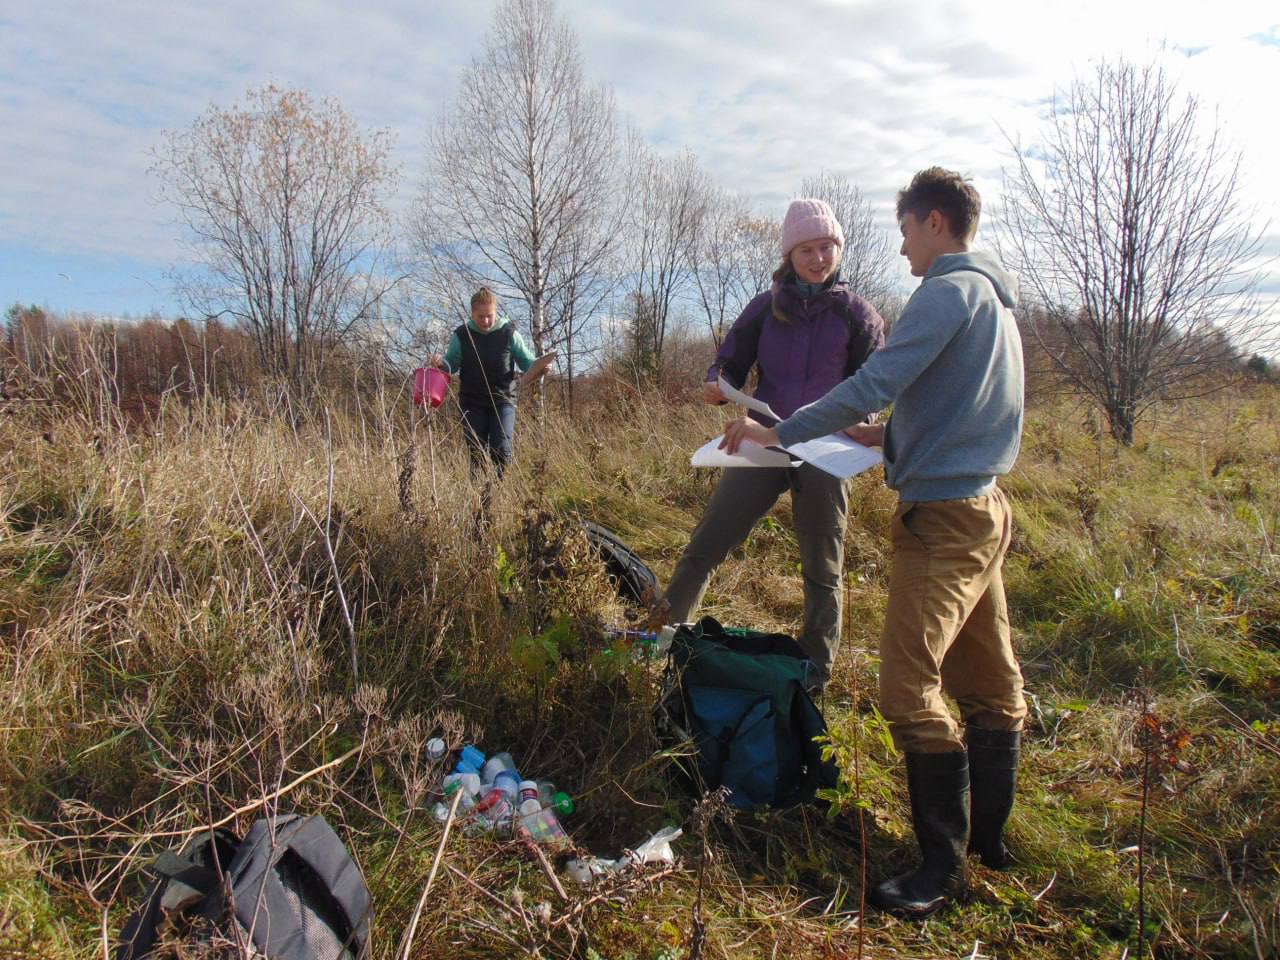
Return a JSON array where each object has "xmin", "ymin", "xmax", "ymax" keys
[{"xmin": 400, "ymin": 785, "xmax": 463, "ymax": 960}]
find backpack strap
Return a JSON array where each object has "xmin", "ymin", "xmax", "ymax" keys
[
  {"xmin": 151, "ymin": 850, "xmax": 219, "ymax": 913},
  {"xmin": 831, "ymin": 295, "xmax": 880, "ymax": 379},
  {"xmin": 116, "ymin": 829, "xmax": 240, "ymax": 960}
]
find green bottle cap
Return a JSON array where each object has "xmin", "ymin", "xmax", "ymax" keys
[{"xmin": 553, "ymin": 791, "xmax": 573, "ymax": 815}]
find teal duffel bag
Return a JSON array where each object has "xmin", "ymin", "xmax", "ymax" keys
[{"xmin": 655, "ymin": 616, "xmax": 840, "ymax": 809}]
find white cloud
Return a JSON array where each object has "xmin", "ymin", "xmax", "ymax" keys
[{"xmin": 1, "ymin": 0, "xmax": 1276, "ymax": 318}]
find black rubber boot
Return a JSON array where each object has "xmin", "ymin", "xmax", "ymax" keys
[
  {"xmin": 966, "ymin": 727, "xmax": 1020, "ymax": 870},
  {"xmin": 869, "ymin": 750, "xmax": 970, "ymax": 919}
]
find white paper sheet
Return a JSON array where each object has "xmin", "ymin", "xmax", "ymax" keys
[
  {"xmin": 784, "ymin": 433, "xmax": 883, "ymax": 479},
  {"xmin": 695, "ymin": 376, "xmax": 883, "ymax": 479},
  {"xmin": 691, "ymin": 435, "xmax": 797, "ymax": 468},
  {"xmin": 717, "ymin": 376, "xmax": 778, "ymax": 422}
]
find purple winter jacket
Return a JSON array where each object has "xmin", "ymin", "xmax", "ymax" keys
[{"xmin": 707, "ymin": 278, "xmax": 885, "ymax": 422}]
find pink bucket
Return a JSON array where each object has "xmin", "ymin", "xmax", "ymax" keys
[{"xmin": 413, "ymin": 367, "xmax": 451, "ymax": 408}]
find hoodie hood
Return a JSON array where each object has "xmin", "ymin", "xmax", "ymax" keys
[
  {"xmin": 926, "ymin": 252, "xmax": 1019, "ymax": 309},
  {"xmin": 467, "ymin": 314, "xmax": 510, "ymax": 334}
]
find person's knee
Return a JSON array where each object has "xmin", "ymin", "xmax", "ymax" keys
[
  {"xmin": 957, "ymin": 698, "xmax": 1028, "ymax": 731},
  {"xmin": 886, "ymin": 714, "xmax": 963, "ymax": 754}
]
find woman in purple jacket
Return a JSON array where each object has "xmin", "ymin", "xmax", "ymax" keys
[{"xmin": 661, "ymin": 198, "xmax": 884, "ymax": 692}]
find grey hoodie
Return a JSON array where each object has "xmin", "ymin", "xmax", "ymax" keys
[{"xmin": 775, "ymin": 251, "xmax": 1024, "ymax": 501}]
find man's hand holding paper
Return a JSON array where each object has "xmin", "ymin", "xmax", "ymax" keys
[{"xmin": 707, "ymin": 376, "xmax": 883, "ymax": 478}]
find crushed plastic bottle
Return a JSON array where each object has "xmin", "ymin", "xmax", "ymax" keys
[
  {"xmin": 473, "ymin": 787, "xmax": 515, "ymax": 836},
  {"xmin": 624, "ymin": 826, "xmax": 682, "ymax": 867},
  {"xmin": 564, "ymin": 857, "xmax": 613, "ymax": 885},
  {"xmin": 517, "ymin": 806, "xmax": 570, "ymax": 846},
  {"xmin": 563, "ymin": 825, "xmax": 682, "ymax": 884}
]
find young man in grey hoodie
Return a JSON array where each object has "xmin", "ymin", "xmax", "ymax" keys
[{"xmin": 722, "ymin": 167, "xmax": 1027, "ymax": 918}]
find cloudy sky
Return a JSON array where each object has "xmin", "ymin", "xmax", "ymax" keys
[{"xmin": 2, "ymin": 0, "xmax": 1278, "ymax": 326}]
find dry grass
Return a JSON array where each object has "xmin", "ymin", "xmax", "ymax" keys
[{"xmin": 1, "ymin": 378, "xmax": 1278, "ymax": 959}]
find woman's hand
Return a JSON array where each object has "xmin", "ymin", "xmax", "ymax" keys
[
  {"xmin": 842, "ymin": 423, "xmax": 884, "ymax": 447},
  {"xmin": 429, "ymin": 353, "xmax": 446, "ymax": 370},
  {"xmin": 720, "ymin": 417, "xmax": 779, "ymax": 454},
  {"xmin": 702, "ymin": 380, "xmax": 727, "ymax": 405}
]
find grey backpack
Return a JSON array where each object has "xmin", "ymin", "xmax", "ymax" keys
[{"xmin": 117, "ymin": 814, "xmax": 370, "ymax": 959}]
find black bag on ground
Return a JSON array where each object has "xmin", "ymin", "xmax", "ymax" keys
[
  {"xmin": 582, "ymin": 520, "xmax": 658, "ymax": 606},
  {"xmin": 654, "ymin": 616, "xmax": 840, "ymax": 809},
  {"xmin": 117, "ymin": 814, "xmax": 370, "ymax": 960}
]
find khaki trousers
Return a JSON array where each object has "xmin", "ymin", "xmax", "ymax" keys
[
  {"xmin": 879, "ymin": 487, "xmax": 1026, "ymax": 753},
  {"xmin": 665, "ymin": 464, "xmax": 850, "ymax": 681}
]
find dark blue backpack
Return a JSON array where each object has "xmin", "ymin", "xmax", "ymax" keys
[{"xmin": 655, "ymin": 617, "xmax": 839, "ymax": 808}]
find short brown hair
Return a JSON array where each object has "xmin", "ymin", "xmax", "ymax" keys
[
  {"xmin": 470, "ymin": 287, "xmax": 498, "ymax": 310},
  {"xmin": 895, "ymin": 167, "xmax": 981, "ymax": 241}
]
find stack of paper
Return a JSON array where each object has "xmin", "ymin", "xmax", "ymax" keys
[{"xmin": 690, "ymin": 377, "xmax": 883, "ymax": 480}]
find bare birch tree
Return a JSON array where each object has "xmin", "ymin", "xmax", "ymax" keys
[
  {"xmin": 1000, "ymin": 58, "xmax": 1272, "ymax": 444},
  {"xmin": 687, "ymin": 192, "xmax": 774, "ymax": 347},
  {"xmin": 153, "ymin": 85, "xmax": 399, "ymax": 390},
  {"xmin": 737, "ymin": 214, "xmax": 783, "ymax": 299},
  {"xmin": 419, "ymin": 0, "xmax": 620, "ymax": 358},
  {"xmin": 625, "ymin": 144, "xmax": 713, "ymax": 376},
  {"xmin": 800, "ymin": 170, "xmax": 896, "ymax": 307}
]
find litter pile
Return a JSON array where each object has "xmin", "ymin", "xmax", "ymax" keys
[
  {"xmin": 427, "ymin": 740, "xmax": 681, "ymax": 885},
  {"xmin": 432, "ymin": 742, "xmax": 575, "ymax": 844}
]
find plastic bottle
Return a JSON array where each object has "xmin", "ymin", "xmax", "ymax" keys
[
  {"xmin": 440, "ymin": 779, "xmax": 477, "ymax": 815},
  {"xmin": 481, "ymin": 751, "xmax": 517, "ymax": 784},
  {"xmin": 473, "ymin": 788, "xmax": 514, "ymax": 835},
  {"xmin": 442, "ymin": 771, "xmax": 481, "ymax": 800},
  {"xmin": 453, "ymin": 745, "xmax": 486, "ymax": 775},
  {"xmin": 518, "ymin": 780, "xmax": 541, "ymax": 816},
  {"xmin": 655, "ymin": 625, "xmax": 677, "ymax": 655},
  {"xmin": 517, "ymin": 806, "xmax": 570, "ymax": 845},
  {"xmin": 493, "ymin": 769, "xmax": 521, "ymax": 800},
  {"xmin": 536, "ymin": 781, "xmax": 574, "ymax": 815}
]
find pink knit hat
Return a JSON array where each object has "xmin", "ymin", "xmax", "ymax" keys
[{"xmin": 780, "ymin": 198, "xmax": 844, "ymax": 256}]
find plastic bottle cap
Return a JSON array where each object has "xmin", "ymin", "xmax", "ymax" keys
[
  {"xmin": 553, "ymin": 792, "xmax": 574, "ymax": 815},
  {"xmin": 426, "ymin": 737, "xmax": 447, "ymax": 760}
]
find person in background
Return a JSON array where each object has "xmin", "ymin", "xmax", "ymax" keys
[
  {"xmin": 431, "ymin": 287, "xmax": 548, "ymax": 476},
  {"xmin": 658, "ymin": 198, "xmax": 885, "ymax": 693},
  {"xmin": 721, "ymin": 167, "xmax": 1027, "ymax": 919}
]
